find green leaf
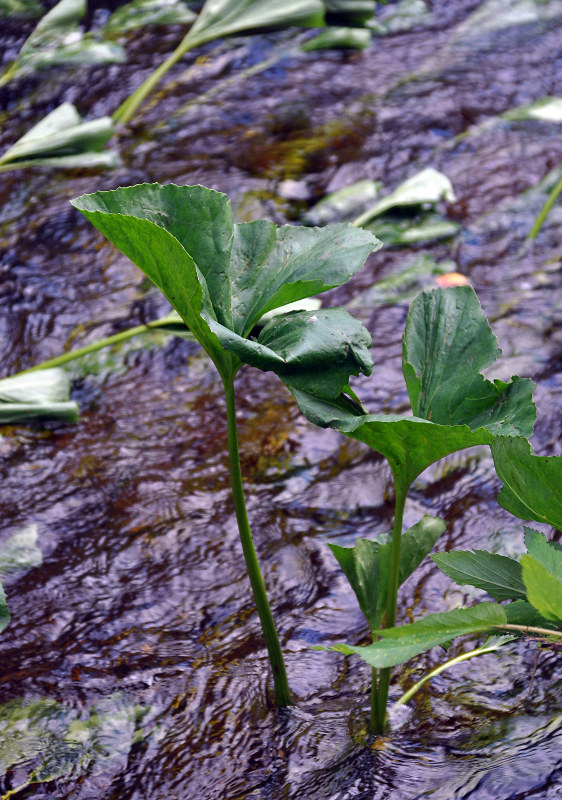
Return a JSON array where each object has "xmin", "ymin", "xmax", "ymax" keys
[
  {"xmin": 104, "ymin": 0, "xmax": 196, "ymax": 35},
  {"xmin": 492, "ymin": 437, "xmax": 562, "ymax": 530},
  {"xmin": 0, "ymin": 103, "xmax": 119, "ymax": 171},
  {"xmin": 504, "ymin": 599, "xmax": 556, "ymax": 629},
  {"xmin": 302, "ymin": 26, "xmax": 372, "ymax": 50},
  {"xmin": 292, "ymin": 286, "xmax": 536, "ymax": 494},
  {"xmin": 0, "ymin": 583, "xmax": 9, "ymax": 633},
  {"xmin": 353, "ymin": 168, "xmax": 455, "ymax": 228},
  {"xmin": 0, "ymin": 0, "xmax": 42, "ymax": 17},
  {"xmin": 188, "ymin": 0, "xmax": 325, "ymax": 46},
  {"xmin": 330, "ymin": 603, "xmax": 507, "ymax": 668},
  {"xmin": 432, "ymin": 549, "xmax": 526, "ymax": 601},
  {"xmin": 0, "ymin": 0, "xmax": 124, "ymax": 85},
  {"xmin": 521, "ymin": 555, "xmax": 562, "ymax": 623},
  {"xmin": 0, "ymin": 369, "xmax": 78, "ymax": 423},
  {"xmin": 403, "ymin": 286, "xmax": 535, "ymax": 436},
  {"xmin": 304, "ymin": 179, "xmax": 382, "ymax": 226},
  {"xmin": 524, "ymin": 528, "xmax": 562, "ymax": 578},
  {"xmin": 330, "ymin": 515, "xmax": 445, "ymax": 632},
  {"xmin": 72, "ymin": 183, "xmax": 379, "ymax": 389}
]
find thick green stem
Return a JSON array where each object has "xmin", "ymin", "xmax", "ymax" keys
[
  {"xmin": 223, "ymin": 375, "xmax": 291, "ymax": 706},
  {"xmin": 372, "ymin": 484, "xmax": 407, "ymax": 734}
]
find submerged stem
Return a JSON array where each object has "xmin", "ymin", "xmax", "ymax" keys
[
  {"xmin": 372, "ymin": 484, "xmax": 407, "ymax": 734},
  {"xmin": 223, "ymin": 375, "xmax": 291, "ymax": 706}
]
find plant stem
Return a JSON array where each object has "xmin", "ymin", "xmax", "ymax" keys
[
  {"xmin": 15, "ymin": 316, "xmax": 190, "ymax": 375},
  {"xmin": 223, "ymin": 375, "xmax": 291, "ymax": 706},
  {"xmin": 113, "ymin": 32, "xmax": 206, "ymax": 125},
  {"xmin": 497, "ymin": 623, "xmax": 562, "ymax": 638},
  {"xmin": 528, "ymin": 172, "xmax": 562, "ymax": 239},
  {"xmin": 372, "ymin": 483, "xmax": 406, "ymax": 734},
  {"xmin": 393, "ymin": 638, "xmax": 512, "ymax": 708}
]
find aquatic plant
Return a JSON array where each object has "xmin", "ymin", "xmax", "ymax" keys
[
  {"xmin": 70, "ymin": 181, "xmax": 380, "ymax": 705},
  {"xmin": 292, "ymin": 284, "xmax": 541, "ymax": 731}
]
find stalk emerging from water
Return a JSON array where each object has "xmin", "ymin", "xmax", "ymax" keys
[{"xmin": 223, "ymin": 373, "xmax": 291, "ymax": 706}]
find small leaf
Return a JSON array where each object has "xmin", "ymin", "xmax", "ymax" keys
[
  {"xmin": 432, "ymin": 549, "xmax": 526, "ymax": 601},
  {"xmin": 104, "ymin": 0, "xmax": 196, "ymax": 34},
  {"xmin": 330, "ymin": 515, "xmax": 445, "ymax": 632},
  {"xmin": 330, "ymin": 603, "xmax": 507, "ymax": 668},
  {"xmin": 302, "ymin": 26, "xmax": 372, "ymax": 50},
  {"xmin": 505, "ymin": 599, "xmax": 556, "ymax": 629},
  {"xmin": 492, "ymin": 437, "xmax": 562, "ymax": 530},
  {"xmin": 521, "ymin": 555, "xmax": 562, "ymax": 623},
  {"xmin": 524, "ymin": 528, "xmax": 562, "ymax": 579}
]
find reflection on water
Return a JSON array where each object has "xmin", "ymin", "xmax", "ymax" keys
[{"xmin": 0, "ymin": 0, "xmax": 561, "ymax": 797}]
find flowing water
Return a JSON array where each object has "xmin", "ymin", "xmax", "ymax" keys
[{"xmin": 0, "ymin": 1, "xmax": 561, "ymax": 797}]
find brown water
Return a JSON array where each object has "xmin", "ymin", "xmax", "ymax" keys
[{"xmin": 0, "ymin": 1, "xmax": 561, "ymax": 798}]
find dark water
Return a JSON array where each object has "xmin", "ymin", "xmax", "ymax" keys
[{"xmin": 0, "ymin": 1, "xmax": 561, "ymax": 798}]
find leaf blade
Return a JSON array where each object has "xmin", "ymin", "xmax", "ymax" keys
[{"xmin": 432, "ymin": 549, "xmax": 526, "ymax": 601}]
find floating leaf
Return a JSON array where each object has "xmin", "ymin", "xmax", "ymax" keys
[
  {"xmin": 304, "ymin": 180, "xmax": 383, "ymax": 226},
  {"xmin": 104, "ymin": 0, "xmax": 196, "ymax": 35},
  {"xmin": 0, "ymin": 368, "xmax": 78, "ymax": 423},
  {"xmin": 521, "ymin": 555, "xmax": 562, "ymax": 623},
  {"xmin": 302, "ymin": 26, "xmax": 372, "ymax": 50},
  {"xmin": 353, "ymin": 168, "xmax": 455, "ymax": 228},
  {"xmin": 330, "ymin": 603, "xmax": 507, "ymax": 668},
  {"xmin": 0, "ymin": 524, "xmax": 42, "ymax": 577},
  {"xmin": 331, "ymin": 515, "xmax": 445, "ymax": 632},
  {"xmin": 432, "ymin": 549, "xmax": 526, "ymax": 601},
  {"xmin": 0, "ymin": 0, "xmax": 125, "ymax": 85},
  {"xmin": 0, "ymin": 103, "xmax": 119, "ymax": 172},
  {"xmin": 492, "ymin": 437, "xmax": 562, "ymax": 530},
  {"xmin": 72, "ymin": 183, "xmax": 380, "ymax": 394}
]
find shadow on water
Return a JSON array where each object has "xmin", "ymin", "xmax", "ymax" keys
[{"xmin": 0, "ymin": 0, "xmax": 561, "ymax": 797}]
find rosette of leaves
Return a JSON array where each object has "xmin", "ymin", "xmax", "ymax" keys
[
  {"xmin": 293, "ymin": 285, "xmax": 536, "ymax": 730},
  {"xmin": 71, "ymin": 181, "xmax": 380, "ymax": 706}
]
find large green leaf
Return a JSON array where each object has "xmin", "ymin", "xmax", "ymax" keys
[
  {"xmin": 73, "ymin": 183, "xmax": 379, "ymax": 389},
  {"xmin": 492, "ymin": 437, "xmax": 562, "ymax": 530},
  {"xmin": 330, "ymin": 515, "xmax": 445, "ymax": 632},
  {"xmin": 330, "ymin": 603, "xmax": 507, "ymax": 668},
  {"xmin": 403, "ymin": 286, "xmax": 535, "ymax": 436},
  {"xmin": 521, "ymin": 555, "xmax": 562, "ymax": 623},
  {"xmin": 432, "ymin": 549, "xmax": 526, "ymax": 601},
  {"xmin": 293, "ymin": 286, "xmax": 536, "ymax": 493}
]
